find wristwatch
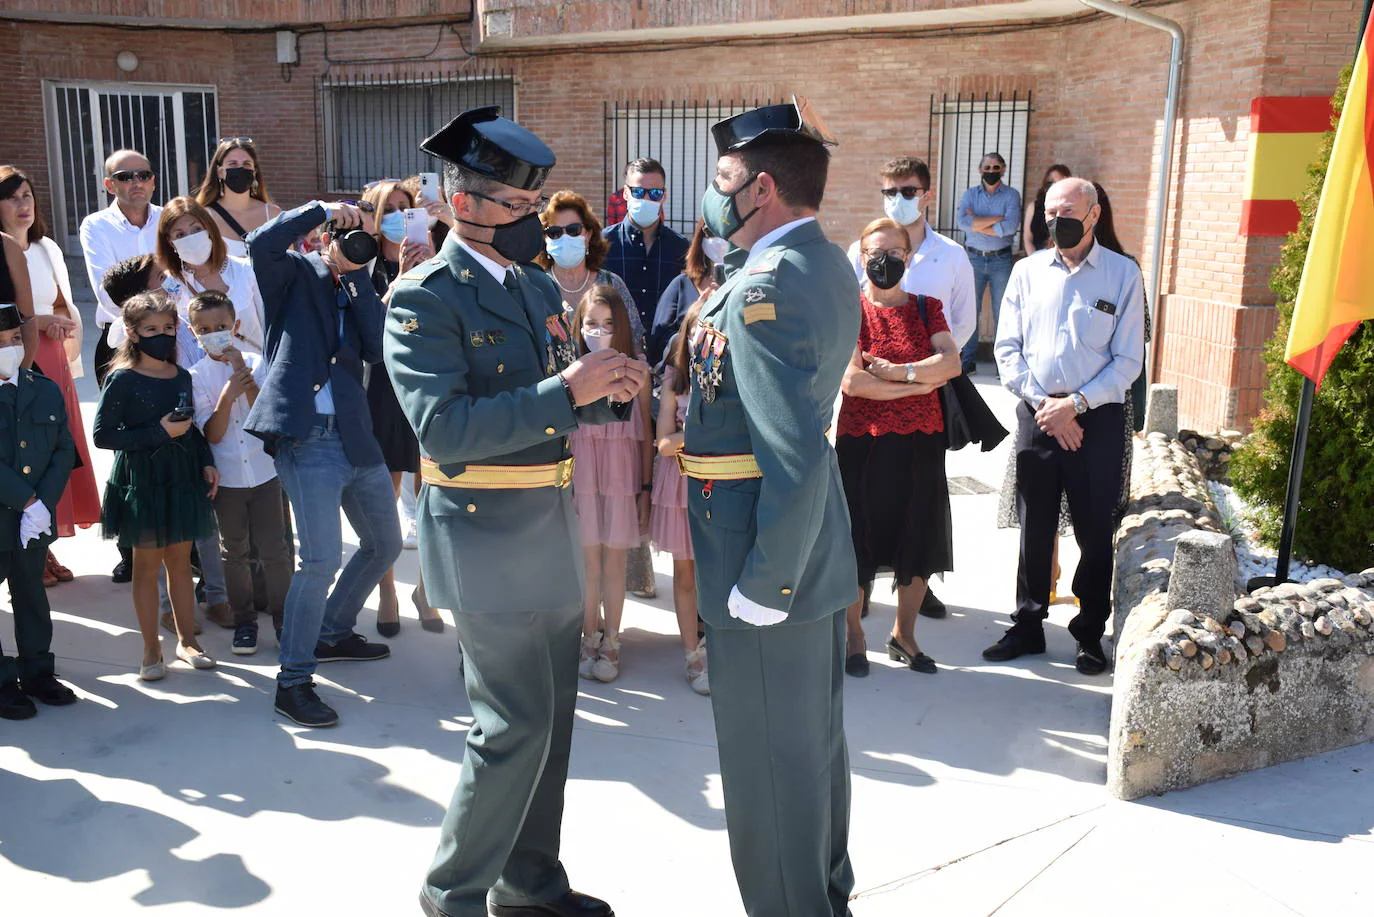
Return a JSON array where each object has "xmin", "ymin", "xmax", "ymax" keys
[
  {"xmin": 905, "ymin": 363, "xmax": 916, "ymax": 384},
  {"xmin": 1070, "ymin": 392, "xmax": 1088, "ymax": 415}
]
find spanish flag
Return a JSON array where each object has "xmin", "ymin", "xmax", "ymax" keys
[
  {"xmin": 1241, "ymin": 97, "xmax": 1333, "ymax": 236},
  {"xmin": 1286, "ymin": 16, "xmax": 1374, "ymax": 387}
]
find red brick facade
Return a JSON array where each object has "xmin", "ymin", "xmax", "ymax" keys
[{"xmin": 0, "ymin": 0, "xmax": 1363, "ymax": 431}]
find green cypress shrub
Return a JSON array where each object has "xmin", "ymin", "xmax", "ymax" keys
[{"xmin": 1231, "ymin": 65, "xmax": 1374, "ymax": 573}]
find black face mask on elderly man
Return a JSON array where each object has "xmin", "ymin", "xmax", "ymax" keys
[{"xmin": 1046, "ymin": 215, "xmax": 1088, "ymax": 250}]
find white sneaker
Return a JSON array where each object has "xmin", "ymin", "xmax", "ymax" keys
[
  {"xmin": 685, "ymin": 642, "xmax": 710, "ymax": 695},
  {"xmin": 578, "ymin": 632, "xmax": 603, "ymax": 680},
  {"xmin": 402, "ymin": 518, "xmax": 418, "ymax": 550}
]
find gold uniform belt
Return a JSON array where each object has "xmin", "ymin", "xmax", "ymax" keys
[
  {"xmin": 676, "ymin": 452, "xmax": 763, "ymax": 480},
  {"xmin": 420, "ymin": 457, "xmax": 575, "ymax": 490}
]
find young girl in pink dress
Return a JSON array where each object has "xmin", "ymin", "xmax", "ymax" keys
[
  {"xmin": 571, "ymin": 285, "xmax": 653, "ymax": 683},
  {"xmin": 651, "ymin": 303, "xmax": 708, "ymax": 695}
]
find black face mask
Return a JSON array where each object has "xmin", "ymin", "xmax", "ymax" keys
[
  {"xmin": 134, "ymin": 333, "xmax": 176, "ymax": 364},
  {"xmin": 329, "ymin": 227, "xmax": 379, "ymax": 267},
  {"xmin": 1046, "ymin": 215, "xmax": 1087, "ymax": 249},
  {"xmin": 222, "ymin": 167, "xmax": 255, "ymax": 195},
  {"xmin": 982, "ymin": 170, "xmax": 1002, "ymax": 187},
  {"xmin": 460, "ymin": 211, "xmax": 545, "ymax": 263},
  {"xmin": 865, "ymin": 253, "xmax": 906, "ymax": 290}
]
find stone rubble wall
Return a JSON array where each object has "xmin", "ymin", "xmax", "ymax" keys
[
  {"xmin": 1176, "ymin": 428, "xmax": 1244, "ymax": 483},
  {"xmin": 1107, "ymin": 434, "xmax": 1374, "ymax": 800}
]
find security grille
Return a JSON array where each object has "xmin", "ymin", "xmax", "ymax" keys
[{"xmin": 927, "ymin": 91, "xmax": 1033, "ymax": 247}]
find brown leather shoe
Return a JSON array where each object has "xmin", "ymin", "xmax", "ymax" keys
[{"xmin": 204, "ymin": 601, "xmax": 235, "ymax": 629}]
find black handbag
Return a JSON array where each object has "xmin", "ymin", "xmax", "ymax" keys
[{"xmin": 915, "ymin": 296, "xmax": 1009, "ymax": 453}]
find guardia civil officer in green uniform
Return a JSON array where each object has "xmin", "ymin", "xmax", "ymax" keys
[
  {"xmin": 681, "ymin": 101, "xmax": 862, "ymax": 916},
  {"xmin": 384, "ymin": 107, "xmax": 648, "ymax": 917}
]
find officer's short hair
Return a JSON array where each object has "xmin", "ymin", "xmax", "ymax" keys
[
  {"xmin": 879, "ymin": 157, "xmax": 931, "ymax": 188},
  {"xmin": 625, "ymin": 158, "xmax": 666, "ymax": 182},
  {"xmin": 442, "ymin": 163, "xmax": 503, "ymax": 201},
  {"xmin": 737, "ymin": 134, "xmax": 830, "ymax": 211}
]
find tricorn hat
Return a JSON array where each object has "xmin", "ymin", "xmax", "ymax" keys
[
  {"xmin": 420, "ymin": 106, "xmax": 556, "ymax": 191},
  {"xmin": 711, "ymin": 96, "xmax": 838, "ymax": 156},
  {"xmin": 0, "ymin": 303, "xmax": 21, "ymax": 333}
]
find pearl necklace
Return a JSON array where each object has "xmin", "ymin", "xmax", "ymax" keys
[{"xmin": 554, "ymin": 268, "xmax": 592, "ymax": 295}]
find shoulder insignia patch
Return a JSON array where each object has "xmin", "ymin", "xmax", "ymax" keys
[
  {"xmin": 401, "ymin": 317, "xmax": 419, "ymax": 333},
  {"xmin": 743, "ymin": 287, "xmax": 766, "ymax": 303},
  {"xmin": 743, "ymin": 303, "xmax": 776, "ymax": 324}
]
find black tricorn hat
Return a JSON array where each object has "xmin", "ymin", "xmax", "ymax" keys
[
  {"xmin": 711, "ymin": 97, "xmax": 838, "ymax": 156},
  {"xmin": 420, "ymin": 106, "xmax": 556, "ymax": 191},
  {"xmin": 0, "ymin": 304, "xmax": 21, "ymax": 333}
]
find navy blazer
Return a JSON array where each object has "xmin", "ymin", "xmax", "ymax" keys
[{"xmin": 244, "ymin": 202, "xmax": 386, "ymax": 468}]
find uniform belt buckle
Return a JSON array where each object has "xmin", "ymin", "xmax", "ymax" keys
[
  {"xmin": 556, "ymin": 457, "xmax": 575, "ymax": 488},
  {"xmin": 676, "ymin": 452, "xmax": 689, "ymax": 476}
]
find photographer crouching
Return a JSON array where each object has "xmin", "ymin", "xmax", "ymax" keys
[{"xmin": 245, "ymin": 200, "xmax": 402, "ymax": 727}]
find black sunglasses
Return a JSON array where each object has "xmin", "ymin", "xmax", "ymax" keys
[
  {"xmin": 627, "ymin": 187, "xmax": 666, "ymax": 202},
  {"xmin": 881, "ymin": 186, "xmax": 927, "ymax": 200},
  {"xmin": 543, "ymin": 223, "xmax": 585, "ymax": 239},
  {"xmin": 109, "ymin": 169, "xmax": 154, "ymax": 183}
]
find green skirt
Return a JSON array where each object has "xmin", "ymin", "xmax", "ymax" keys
[{"xmin": 101, "ymin": 440, "xmax": 215, "ymax": 549}]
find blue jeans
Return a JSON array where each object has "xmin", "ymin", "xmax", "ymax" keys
[
  {"xmin": 961, "ymin": 247, "xmax": 1014, "ymax": 369},
  {"xmin": 273, "ymin": 418, "xmax": 402, "ymax": 689}
]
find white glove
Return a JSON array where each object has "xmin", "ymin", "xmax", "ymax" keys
[
  {"xmin": 728, "ymin": 585, "xmax": 789, "ymax": 627},
  {"xmin": 20, "ymin": 500, "xmax": 52, "ymax": 549}
]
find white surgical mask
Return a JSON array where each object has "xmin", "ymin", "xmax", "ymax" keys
[
  {"xmin": 0, "ymin": 344, "xmax": 20, "ymax": 380},
  {"xmin": 172, "ymin": 230, "xmax": 214, "ymax": 266},
  {"xmin": 198, "ymin": 329, "xmax": 236, "ymax": 357},
  {"xmin": 626, "ymin": 197, "xmax": 661, "ymax": 228},
  {"xmin": 583, "ymin": 328, "xmax": 612, "ymax": 352},
  {"xmin": 883, "ymin": 193, "xmax": 923, "ymax": 226},
  {"xmin": 546, "ymin": 234, "xmax": 587, "ymax": 270},
  {"xmin": 701, "ymin": 236, "xmax": 730, "ymax": 264}
]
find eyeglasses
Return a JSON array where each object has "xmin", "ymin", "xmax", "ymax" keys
[
  {"xmin": 363, "ymin": 178, "xmax": 401, "ymax": 190},
  {"xmin": 863, "ymin": 248, "xmax": 910, "ymax": 261},
  {"xmin": 109, "ymin": 169, "xmax": 154, "ymax": 183},
  {"xmin": 467, "ymin": 191, "xmax": 549, "ymax": 218},
  {"xmin": 627, "ymin": 187, "xmax": 666, "ymax": 202},
  {"xmin": 881, "ymin": 186, "xmax": 927, "ymax": 200},
  {"xmin": 543, "ymin": 222, "xmax": 585, "ymax": 239}
]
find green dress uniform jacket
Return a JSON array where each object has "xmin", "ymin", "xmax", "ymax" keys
[
  {"xmin": 685, "ymin": 219, "xmax": 860, "ymax": 627},
  {"xmin": 384, "ymin": 237, "xmax": 623, "ymax": 615},
  {"xmin": 0, "ymin": 371, "xmax": 76, "ymax": 552}
]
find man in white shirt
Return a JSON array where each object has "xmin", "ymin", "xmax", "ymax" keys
[
  {"xmin": 847, "ymin": 156, "xmax": 975, "ymax": 621},
  {"xmin": 78, "ymin": 149, "xmax": 161, "ymax": 388}
]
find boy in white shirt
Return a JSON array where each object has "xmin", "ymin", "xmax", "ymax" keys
[{"xmin": 187, "ymin": 290, "xmax": 291, "ymax": 655}]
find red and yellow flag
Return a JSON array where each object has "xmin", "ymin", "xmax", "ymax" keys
[
  {"xmin": 1286, "ymin": 16, "xmax": 1374, "ymax": 386},
  {"xmin": 1241, "ymin": 97, "xmax": 1333, "ymax": 236}
]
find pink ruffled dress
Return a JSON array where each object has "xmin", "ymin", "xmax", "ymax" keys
[
  {"xmin": 570, "ymin": 401, "xmax": 646, "ymax": 550},
  {"xmin": 650, "ymin": 367, "xmax": 694, "ymax": 560}
]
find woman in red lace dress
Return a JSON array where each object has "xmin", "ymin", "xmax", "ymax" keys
[{"xmin": 837, "ymin": 218, "xmax": 962, "ymax": 677}]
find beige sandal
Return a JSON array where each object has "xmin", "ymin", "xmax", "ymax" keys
[
  {"xmin": 592, "ymin": 633, "xmax": 621, "ymax": 683},
  {"xmin": 684, "ymin": 641, "xmax": 710, "ymax": 696},
  {"xmin": 578, "ymin": 631, "xmax": 603, "ymax": 680}
]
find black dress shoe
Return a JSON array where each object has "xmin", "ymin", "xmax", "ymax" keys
[
  {"xmin": 20, "ymin": 673, "xmax": 77, "ymax": 706},
  {"xmin": 0, "ymin": 680, "xmax": 38, "ymax": 720},
  {"xmin": 919, "ymin": 588, "xmax": 947, "ymax": 619},
  {"xmin": 981, "ymin": 624, "xmax": 1046, "ymax": 662},
  {"xmin": 111, "ymin": 559, "xmax": 132, "ymax": 584},
  {"xmin": 886, "ymin": 637, "xmax": 938, "ymax": 673},
  {"xmin": 274, "ymin": 682, "xmax": 339, "ymax": 727},
  {"xmin": 1075, "ymin": 640, "xmax": 1110, "ymax": 675},
  {"xmin": 844, "ymin": 652, "xmax": 870, "ymax": 677},
  {"xmin": 488, "ymin": 890, "xmax": 614, "ymax": 917}
]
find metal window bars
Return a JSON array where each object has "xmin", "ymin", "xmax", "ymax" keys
[{"xmin": 927, "ymin": 91, "xmax": 1033, "ymax": 247}]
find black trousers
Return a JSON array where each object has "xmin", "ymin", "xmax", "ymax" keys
[
  {"xmin": 1014, "ymin": 400, "xmax": 1124, "ymax": 643},
  {"xmin": 93, "ymin": 323, "xmax": 116, "ymax": 390},
  {"xmin": 0, "ymin": 545, "xmax": 56, "ymax": 684}
]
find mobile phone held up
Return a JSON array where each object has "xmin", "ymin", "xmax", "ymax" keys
[
  {"xmin": 168, "ymin": 392, "xmax": 193, "ymax": 423},
  {"xmin": 418, "ymin": 172, "xmax": 441, "ymax": 205},
  {"xmin": 404, "ymin": 208, "xmax": 430, "ymax": 246}
]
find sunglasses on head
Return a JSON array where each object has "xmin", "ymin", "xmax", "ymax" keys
[
  {"xmin": 543, "ymin": 223, "xmax": 585, "ymax": 239},
  {"xmin": 881, "ymin": 186, "xmax": 927, "ymax": 200},
  {"xmin": 219, "ymin": 137, "xmax": 255, "ymax": 148},
  {"xmin": 627, "ymin": 187, "xmax": 666, "ymax": 202},
  {"xmin": 363, "ymin": 178, "xmax": 401, "ymax": 190},
  {"xmin": 109, "ymin": 169, "xmax": 154, "ymax": 183}
]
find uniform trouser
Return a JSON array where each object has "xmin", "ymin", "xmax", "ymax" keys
[
  {"xmin": 424, "ymin": 606, "xmax": 579, "ymax": 917},
  {"xmin": 1013, "ymin": 400, "xmax": 1125, "ymax": 642},
  {"xmin": 0, "ymin": 544, "xmax": 57, "ymax": 684},
  {"xmin": 707, "ymin": 610, "xmax": 855, "ymax": 917},
  {"xmin": 93, "ymin": 324, "xmax": 116, "ymax": 390}
]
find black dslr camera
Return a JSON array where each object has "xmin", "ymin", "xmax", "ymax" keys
[{"xmin": 324, "ymin": 200, "xmax": 379, "ymax": 266}]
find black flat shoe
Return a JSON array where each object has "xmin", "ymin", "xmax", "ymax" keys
[
  {"xmin": 919, "ymin": 588, "xmax": 947, "ymax": 619},
  {"xmin": 1075, "ymin": 640, "xmax": 1110, "ymax": 675},
  {"xmin": 982, "ymin": 624, "xmax": 1047, "ymax": 662},
  {"xmin": 886, "ymin": 637, "xmax": 937, "ymax": 673},
  {"xmin": 489, "ymin": 890, "xmax": 614, "ymax": 917},
  {"xmin": 111, "ymin": 559, "xmax": 132, "ymax": 584},
  {"xmin": 845, "ymin": 652, "xmax": 870, "ymax": 677}
]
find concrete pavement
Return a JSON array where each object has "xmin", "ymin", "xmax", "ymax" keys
[{"xmin": 1, "ymin": 327, "xmax": 1370, "ymax": 916}]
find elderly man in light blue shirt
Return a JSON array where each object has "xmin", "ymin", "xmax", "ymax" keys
[
  {"xmin": 987, "ymin": 176, "xmax": 1144, "ymax": 676},
  {"xmin": 956, "ymin": 152, "xmax": 1022, "ymax": 374}
]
